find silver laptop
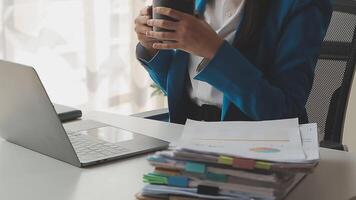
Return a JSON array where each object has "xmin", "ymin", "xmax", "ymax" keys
[{"xmin": 0, "ymin": 60, "xmax": 168, "ymax": 167}]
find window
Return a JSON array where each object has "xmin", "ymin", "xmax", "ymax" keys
[{"xmin": 0, "ymin": 0, "xmax": 166, "ymax": 114}]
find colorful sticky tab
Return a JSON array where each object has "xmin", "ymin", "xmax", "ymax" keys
[
  {"xmin": 233, "ymin": 158, "xmax": 256, "ymax": 170},
  {"xmin": 155, "ymin": 168, "xmax": 180, "ymax": 176},
  {"xmin": 218, "ymin": 156, "xmax": 234, "ymax": 165},
  {"xmin": 206, "ymin": 172, "xmax": 227, "ymax": 182},
  {"xmin": 167, "ymin": 176, "xmax": 189, "ymax": 187},
  {"xmin": 143, "ymin": 173, "xmax": 168, "ymax": 185},
  {"xmin": 255, "ymin": 161, "xmax": 272, "ymax": 170},
  {"xmin": 185, "ymin": 162, "xmax": 206, "ymax": 174},
  {"xmin": 147, "ymin": 155, "xmax": 167, "ymax": 163},
  {"xmin": 197, "ymin": 185, "xmax": 219, "ymax": 196}
]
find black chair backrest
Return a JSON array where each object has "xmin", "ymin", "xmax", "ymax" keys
[{"xmin": 306, "ymin": 0, "xmax": 356, "ymax": 149}]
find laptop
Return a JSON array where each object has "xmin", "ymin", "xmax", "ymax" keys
[{"xmin": 0, "ymin": 60, "xmax": 169, "ymax": 167}]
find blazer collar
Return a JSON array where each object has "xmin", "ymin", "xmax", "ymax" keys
[{"xmin": 195, "ymin": 0, "xmax": 207, "ymax": 15}]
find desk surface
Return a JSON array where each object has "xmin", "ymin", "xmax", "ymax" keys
[{"xmin": 0, "ymin": 111, "xmax": 355, "ymax": 200}]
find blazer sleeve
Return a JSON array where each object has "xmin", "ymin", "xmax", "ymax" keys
[
  {"xmin": 136, "ymin": 43, "xmax": 174, "ymax": 94},
  {"xmin": 195, "ymin": 1, "xmax": 332, "ymax": 120}
]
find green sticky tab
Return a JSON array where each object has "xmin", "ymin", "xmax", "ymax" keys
[
  {"xmin": 143, "ymin": 173, "xmax": 168, "ymax": 184},
  {"xmin": 143, "ymin": 178, "xmax": 162, "ymax": 184},
  {"xmin": 255, "ymin": 161, "xmax": 272, "ymax": 170},
  {"xmin": 207, "ymin": 172, "xmax": 227, "ymax": 182},
  {"xmin": 185, "ymin": 162, "xmax": 205, "ymax": 174},
  {"xmin": 218, "ymin": 156, "xmax": 234, "ymax": 165}
]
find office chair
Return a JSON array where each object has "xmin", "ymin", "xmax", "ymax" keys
[
  {"xmin": 134, "ymin": 0, "xmax": 356, "ymax": 151},
  {"xmin": 307, "ymin": 0, "xmax": 356, "ymax": 151}
]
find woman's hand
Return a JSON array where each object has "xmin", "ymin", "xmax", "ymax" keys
[
  {"xmin": 146, "ymin": 7, "xmax": 224, "ymax": 60},
  {"xmin": 134, "ymin": 6, "xmax": 159, "ymax": 57}
]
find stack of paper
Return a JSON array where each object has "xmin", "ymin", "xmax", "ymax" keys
[{"xmin": 137, "ymin": 118, "xmax": 320, "ymax": 200}]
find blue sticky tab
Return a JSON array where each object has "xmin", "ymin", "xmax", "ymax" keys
[
  {"xmin": 185, "ymin": 162, "xmax": 205, "ymax": 174},
  {"xmin": 147, "ymin": 156, "xmax": 167, "ymax": 163},
  {"xmin": 207, "ymin": 173, "xmax": 227, "ymax": 182},
  {"xmin": 168, "ymin": 176, "xmax": 189, "ymax": 187}
]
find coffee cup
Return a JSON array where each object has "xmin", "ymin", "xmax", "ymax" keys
[{"xmin": 152, "ymin": 0, "xmax": 195, "ymax": 32}]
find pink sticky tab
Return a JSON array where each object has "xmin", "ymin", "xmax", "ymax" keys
[{"xmin": 233, "ymin": 158, "xmax": 255, "ymax": 170}]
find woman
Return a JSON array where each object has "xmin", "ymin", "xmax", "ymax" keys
[{"xmin": 134, "ymin": 0, "xmax": 332, "ymax": 124}]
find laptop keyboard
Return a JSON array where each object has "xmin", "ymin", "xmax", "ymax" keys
[{"xmin": 67, "ymin": 132, "xmax": 129, "ymax": 162}]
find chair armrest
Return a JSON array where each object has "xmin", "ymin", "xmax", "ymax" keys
[{"xmin": 131, "ymin": 108, "xmax": 169, "ymax": 122}]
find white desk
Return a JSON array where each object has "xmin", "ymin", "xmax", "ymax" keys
[{"xmin": 0, "ymin": 111, "xmax": 355, "ymax": 200}]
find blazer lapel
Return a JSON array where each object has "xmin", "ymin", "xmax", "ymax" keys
[
  {"xmin": 220, "ymin": 11, "xmax": 246, "ymax": 121},
  {"xmin": 167, "ymin": 50, "xmax": 189, "ymax": 124},
  {"xmin": 166, "ymin": 1, "xmax": 206, "ymax": 123},
  {"xmin": 195, "ymin": 0, "xmax": 207, "ymax": 15}
]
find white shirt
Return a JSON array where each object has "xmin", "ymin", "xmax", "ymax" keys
[{"xmin": 188, "ymin": 0, "xmax": 245, "ymax": 107}]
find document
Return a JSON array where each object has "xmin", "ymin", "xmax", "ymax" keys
[
  {"xmin": 140, "ymin": 119, "xmax": 319, "ymax": 200},
  {"xmin": 174, "ymin": 118, "xmax": 308, "ymax": 163},
  {"xmin": 299, "ymin": 123, "xmax": 319, "ymax": 162}
]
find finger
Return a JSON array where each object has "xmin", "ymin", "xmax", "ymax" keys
[
  {"xmin": 135, "ymin": 16, "xmax": 151, "ymax": 25},
  {"xmin": 140, "ymin": 6, "xmax": 152, "ymax": 16},
  {"xmin": 137, "ymin": 33, "xmax": 157, "ymax": 42},
  {"xmin": 147, "ymin": 19, "xmax": 177, "ymax": 31},
  {"xmin": 146, "ymin": 31, "xmax": 178, "ymax": 41},
  {"xmin": 153, "ymin": 42, "xmax": 180, "ymax": 50},
  {"xmin": 135, "ymin": 26, "xmax": 152, "ymax": 35},
  {"xmin": 153, "ymin": 7, "xmax": 185, "ymax": 20},
  {"xmin": 135, "ymin": 25, "xmax": 152, "ymax": 34}
]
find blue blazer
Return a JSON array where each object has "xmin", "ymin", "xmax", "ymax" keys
[{"xmin": 137, "ymin": 0, "xmax": 332, "ymax": 124}]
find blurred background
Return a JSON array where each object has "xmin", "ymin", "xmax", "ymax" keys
[{"xmin": 0, "ymin": 0, "xmax": 167, "ymax": 115}]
